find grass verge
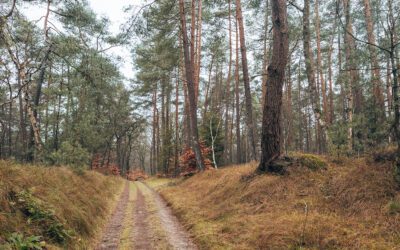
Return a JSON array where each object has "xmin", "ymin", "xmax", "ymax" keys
[
  {"xmin": 155, "ymin": 155, "xmax": 400, "ymax": 249},
  {"xmin": 0, "ymin": 160, "xmax": 125, "ymax": 249}
]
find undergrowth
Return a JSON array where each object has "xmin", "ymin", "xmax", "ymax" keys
[
  {"xmin": 0, "ymin": 160, "xmax": 125, "ymax": 249},
  {"xmin": 156, "ymin": 155, "xmax": 400, "ymax": 249}
]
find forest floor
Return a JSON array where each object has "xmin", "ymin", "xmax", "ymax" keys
[
  {"xmin": 149, "ymin": 155, "xmax": 400, "ymax": 249},
  {"xmin": 0, "ymin": 161, "xmax": 125, "ymax": 249},
  {"xmin": 96, "ymin": 181, "xmax": 197, "ymax": 250}
]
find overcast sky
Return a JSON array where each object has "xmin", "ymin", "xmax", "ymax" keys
[
  {"xmin": 88, "ymin": 0, "xmax": 140, "ymax": 80},
  {"xmin": 22, "ymin": 0, "xmax": 142, "ymax": 81}
]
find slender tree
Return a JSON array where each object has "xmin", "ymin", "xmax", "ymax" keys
[
  {"xmin": 258, "ymin": 0, "xmax": 289, "ymax": 172},
  {"xmin": 179, "ymin": 0, "xmax": 205, "ymax": 171},
  {"xmin": 236, "ymin": 0, "xmax": 257, "ymax": 161}
]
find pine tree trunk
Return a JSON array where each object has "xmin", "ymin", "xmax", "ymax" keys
[
  {"xmin": 151, "ymin": 87, "xmax": 157, "ymax": 175},
  {"xmin": 235, "ymin": 18, "xmax": 242, "ymax": 164},
  {"xmin": 314, "ymin": 0, "xmax": 328, "ymax": 124},
  {"xmin": 258, "ymin": 0, "xmax": 289, "ymax": 173},
  {"xmin": 297, "ymin": 64, "xmax": 304, "ymax": 151},
  {"xmin": 174, "ymin": 72, "xmax": 180, "ymax": 176},
  {"xmin": 261, "ymin": 1, "xmax": 270, "ymax": 110},
  {"xmin": 303, "ymin": 0, "xmax": 326, "ymax": 153},
  {"xmin": 5, "ymin": 78, "xmax": 12, "ymax": 157},
  {"xmin": 236, "ymin": 0, "xmax": 257, "ymax": 161},
  {"xmin": 343, "ymin": 0, "xmax": 359, "ymax": 152},
  {"xmin": 328, "ymin": 24, "xmax": 335, "ymax": 124},
  {"xmin": 54, "ymin": 66, "xmax": 62, "ymax": 151},
  {"xmin": 286, "ymin": 56, "xmax": 293, "ymax": 150},
  {"xmin": 363, "ymin": 0, "xmax": 385, "ymax": 115},
  {"xmin": 387, "ymin": 55, "xmax": 393, "ymax": 117},
  {"xmin": 194, "ymin": 0, "xmax": 202, "ymax": 103},
  {"xmin": 203, "ymin": 55, "xmax": 214, "ymax": 119},
  {"xmin": 179, "ymin": 0, "xmax": 205, "ymax": 171},
  {"xmin": 224, "ymin": 0, "xmax": 233, "ymax": 165}
]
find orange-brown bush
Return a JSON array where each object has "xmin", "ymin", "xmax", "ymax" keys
[
  {"xmin": 126, "ymin": 169, "xmax": 148, "ymax": 181},
  {"xmin": 156, "ymin": 156, "xmax": 400, "ymax": 249},
  {"xmin": 179, "ymin": 141, "xmax": 214, "ymax": 176},
  {"xmin": 91, "ymin": 155, "xmax": 121, "ymax": 176}
]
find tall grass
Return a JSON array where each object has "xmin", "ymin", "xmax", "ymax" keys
[
  {"xmin": 157, "ymin": 156, "xmax": 400, "ymax": 249},
  {"xmin": 0, "ymin": 160, "xmax": 125, "ymax": 249}
]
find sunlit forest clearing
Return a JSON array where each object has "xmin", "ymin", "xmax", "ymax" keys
[{"xmin": 1, "ymin": 0, "xmax": 400, "ymax": 249}]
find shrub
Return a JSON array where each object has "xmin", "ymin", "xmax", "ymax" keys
[
  {"xmin": 127, "ymin": 169, "xmax": 148, "ymax": 181},
  {"xmin": 5, "ymin": 233, "xmax": 45, "ymax": 250},
  {"xmin": 179, "ymin": 141, "xmax": 214, "ymax": 176},
  {"xmin": 371, "ymin": 146, "xmax": 397, "ymax": 163},
  {"xmin": 291, "ymin": 153, "xmax": 328, "ymax": 170},
  {"xmin": 300, "ymin": 154, "xmax": 327, "ymax": 170},
  {"xmin": 386, "ymin": 200, "xmax": 400, "ymax": 215},
  {"xmin": 49, "ymin": 141, "xmax": 90, "ymax": 169},
  {"xmin": 14, "ymin": 190, "xmax": 72, "ymax": 244}
]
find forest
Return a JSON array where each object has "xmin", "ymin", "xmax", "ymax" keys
[{"xmin": 1, "ymin": 0, "xmax": 400, "ymax": 249}]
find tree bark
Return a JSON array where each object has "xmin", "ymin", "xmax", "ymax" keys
[
  {"xmin": 235, "ymin": 18, "xmax": 242, "ymax": 164},
  {"xmin": 258, "ymin": 0, "xmax": 289, "ymax": 172},
  {"xmin": 194, "ymin": 0, "xmax": 202, "ymax": 103},
  {"xmin": 363, "ymin": 0, "xmax": 385, "ymax": 116},
  {"xmin": 179, "ymin": 0, "xmax": 205, "ymax": 171},
  {"xmin": 303, "ymin": 0, "xmax": 326, "ymax": 153},
  {"xmin": 261, "ymin": 1, "xmax": 270, "ymax": 110},
  {"xmin": 314, "ymin": 0, "xmax": 328, "ymax": 124},
  {"xmin": 174, "ymin": 71, "xmax": 180, "ymax": 176},
  {"xmin": 224, "ymin": 0, "xmax": 233, "ymax": 165},
  {"xmin": 343, "ymin": 0, "xmax": 360, "ymax": 152},
  {"xmin": 236, "ymin": 0, "xmax": 257, "ymax": 161}
]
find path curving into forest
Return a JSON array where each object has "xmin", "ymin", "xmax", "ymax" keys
[{"xmin": 96, "ymin": 181, "xmax": 197, "ymax": 250}]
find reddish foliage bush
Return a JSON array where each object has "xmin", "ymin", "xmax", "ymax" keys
[
  {"xmin": 91, "ymin": 154, "xmax": 102, "ymax": 170},
  {"xmin": 127, "ymin": 169, "xmax": 148, "ymax": 181},
  {"xmin": 179, "ymin": 141, "xmax": 214, "ymax": 176},
  {"xmin": 109, "ymin": 164, "xmax": 120, "ymax": 176},
  {"xmin": 92, "ymin": 154, "xmax": 121, "ymax": 176}
]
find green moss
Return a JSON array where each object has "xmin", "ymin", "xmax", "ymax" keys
[
  {"xmin": 387, "ymin": 200, "xmax": 400, "ymax": 215},
  {"xmin": 293, "ymin": 153, "xmax": 328, "ymax": 170}
]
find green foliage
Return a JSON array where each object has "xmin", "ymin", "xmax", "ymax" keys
[
  {"xmin": 5, "ymin": 233, "xmax": 45, "ymax": 250},
  {"xmin": 15, "ymin": 191, "xmax": 72, "ymax": 244},
  {"xmin": 328, "ymin": 121, "xmax": 349, "ymax": 156},
  {"xmin": 48, "ymin": 141, "xmax": 90, "ymax": 170},
  {"xmin": 200, "ymin": 112, "xmax": 224, "ymax": 165},
  {"xmin": 291, "ymin": 153, "xmax": 327, "ymax": 170},
  {"xmin": 395, "ymin": 163, "xmax": 400, "ymax": 187},
  {"xmin": 386, "ymin": 200, "xmax": 400, "ymax": 215},
  {"xmin": 363, "ymin": 99, "xmax": 389, "ymax": 148}
]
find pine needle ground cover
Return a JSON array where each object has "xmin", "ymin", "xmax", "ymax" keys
[
  {"xmin": 152, "ymin": 155, "xmax": 400, "ymax": 249},
  {"xmin": 0, "ymin": 161, "xmax": 125, "ymax": 249}
]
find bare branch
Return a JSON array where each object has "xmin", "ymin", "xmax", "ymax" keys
[
  {"xmin": 288, "ymin": 1, "xmax": 303, "ymax": 12},
  {"xmin": 4, "ymin": 0, "xmax": 16, "ymax": 18},
  {"xmin": 335, "ymin": 0, "xmax": 391, "ymax": 54}
]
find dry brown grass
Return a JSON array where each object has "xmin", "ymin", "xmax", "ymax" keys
[
  {"xmin": 156, "ymin": 155, "xmax": 400, "ymax": 249},
  {"xmin": 0, "ymin": 160, "xmax": 125, "ymax": 249}
]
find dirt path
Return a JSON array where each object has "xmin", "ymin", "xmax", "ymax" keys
[
  {"xmin": 96, "ymin": 182, "xmax": 130, "ymax": 250},
  {"xmin": 139, "ymin": 182, "xmax": 197, "ymax": 250},
  {"xmin": 132, "ymin": 187, "xmax": 153, "ymax": 249},
  {"xmin": 95, "ymin": 181, "xmax": 197, "ymax": 250}
]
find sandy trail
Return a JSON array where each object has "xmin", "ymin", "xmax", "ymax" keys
[
  {"xmin": 96, "ymin": 181, "xmax": 196, "ymax": 250},
  {"xmin": 137, "ymin": 182, "xmax": 197, "ymax": 250},
  {"xmin": 96, "ymin": 182, "xmax": 130, "ymax": 250},
  {"xmin": 131, "ymin": 187, "xmax": 153, "ymax": 249}
]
